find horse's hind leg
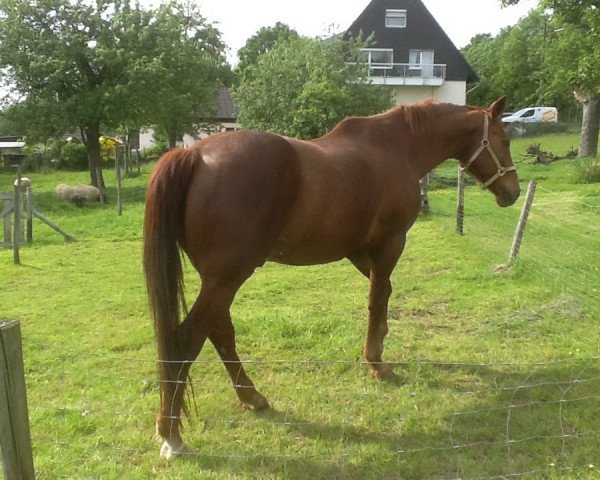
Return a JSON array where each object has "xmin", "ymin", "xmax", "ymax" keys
[
  {"xmin": 156, "ymin": 295, "xmax": 210, "ymax": 459},
  {"xmin": 209, "ymin": 315, "xmax": 269, "ymax": 410},
  {"xmin": 156, "ymin": 279, "xmax": 242, "ymax": 459}
]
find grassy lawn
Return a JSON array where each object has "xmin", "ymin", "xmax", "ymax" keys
[{"xmin": 0, "ymin": 133, "xmax": 598, "ymax": 479}]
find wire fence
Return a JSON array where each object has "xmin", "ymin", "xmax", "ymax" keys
[
  {"xmin": 21, "ymin": 335, "xmax": 600, "ymax": 479},
  {"xmin": 6, "ymin": 173, "xmax": 600, "ymax": 479}
]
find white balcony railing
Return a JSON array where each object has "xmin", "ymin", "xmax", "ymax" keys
[{"xmin": 358, "ymin": 63, "xmax": 447, "ymax": 86}]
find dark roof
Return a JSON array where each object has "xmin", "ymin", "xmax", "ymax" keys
[
  {"xmin": 215, "ymin": 87, "xmax": 238, "ymax": 120},
  {"xmin": 345, "ymin": 0, "xmax": 478, "ymax": 83}
]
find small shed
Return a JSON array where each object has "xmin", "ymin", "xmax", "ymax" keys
[{"xmin": 0, "ymin": 139, "xmax": 25, "ymax": 169}]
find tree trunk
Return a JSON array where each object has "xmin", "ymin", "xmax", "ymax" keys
[
  {"xmin": 574, "ymin": 91, "xmax": 600, "ymax": 158},
  {"xmin": 83, "ymin": 123, "xmax": 106, "ymax": 188},
  {"xmin": 167, "ymin": 122, "xmax": 182, "ymax": 150}
]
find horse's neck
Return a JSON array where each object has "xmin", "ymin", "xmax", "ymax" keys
[{"xmin": 386, "ymin": 103, "xmax": 477, "ymax": 177}]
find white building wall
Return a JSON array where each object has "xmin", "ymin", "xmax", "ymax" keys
[
  {"xmin": 390, "ymin": 81, "xmax": 467, "ymax": 106},
  {"xmin": 139, "ymin": 122, "xmax": 240, "ymax": 150}
]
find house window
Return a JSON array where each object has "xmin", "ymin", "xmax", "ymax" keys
[
  {"xmin": 386, "ymin": 9, "xmax": 407, "ymax": 28},
  {"xmin": 409, "ymin": 50, "xmax": 422, "ymax": 69},
  {"xmin": 409, "ymin": 50, "xmax": 435, "ymax": 76},
  {"xmin": 409, "ymin": 50, "xmax": 434, "ymax": 67},
  {"xmin": 359, "ymin": 48, "xmax": 394, "ymax": 68}
]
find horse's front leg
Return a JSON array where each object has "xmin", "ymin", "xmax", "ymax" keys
[
  {"xmin": 364, "ymin": 273, "xmax": 393, "ymax": 378},
  {"xmin": 363, "ymin": 236, "xmax": 406, "ymax": 378}
]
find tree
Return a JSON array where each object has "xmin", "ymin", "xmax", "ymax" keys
[
  {"xmin": 463, "ymin": 11, "xmax": 561, "ymax": 113},
  {"xmin": 132, "ymin": 2, "xmax": 228, "ymax": 149},
  {"xmin": 0, "ymin": 0, "xmax": 229, "ymax": 185},
  {"xmin": 0, "ymin": 0, "xmax": 149, "ymax": 186},
  {"xmin": 234, "ymin": 35, "xmax": 392, "ymax": 139},
  {"xmin": 236, "ymin": 22, "xmax": 299, "ymax": 74},
  {"xmin": 499, "ymin": 0, "xmax": 600, "ymax": 157},
  {"xmin": 461, "ymin": 34, "xmax": 503, "ymax": 108},
  {"xmin": 0, "ymin": 108, "xmax": 17, "ymax": 136}
]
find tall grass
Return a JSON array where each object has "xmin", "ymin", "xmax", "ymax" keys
[{"xmin": 0, "ymin": 133, "xmax": 598, "ymax": 479}]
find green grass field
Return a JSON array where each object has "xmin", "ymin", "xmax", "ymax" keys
[{"xmin": 0, "ymin": 133, "xmax": 599, "ymax": 479}]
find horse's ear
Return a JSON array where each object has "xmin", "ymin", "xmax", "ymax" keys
[{"xmin": 489, "ymin": 96, "xmax": 507, "ymax": 119}]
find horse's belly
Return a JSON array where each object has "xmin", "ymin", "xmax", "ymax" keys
[
  {"xmin": 266, "ymin": 222, "xmax": 368, "ymax": 265},
  {"xmin": 267, "ymin": 242, "xmax": 348, "ymax": 266}
]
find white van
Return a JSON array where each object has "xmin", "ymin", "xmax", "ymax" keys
[{"xmin": 502, "ymin": 107, "xmax": 558, "ymax": 124}]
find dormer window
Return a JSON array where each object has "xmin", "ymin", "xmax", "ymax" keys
[{"xmin": 386, "ymin": 9, "xmax": 407, "ymax": 28}]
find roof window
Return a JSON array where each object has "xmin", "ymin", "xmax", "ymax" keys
[{"xmin": 386, "ymin": 9, "xmax": 407, "ymax": 28}]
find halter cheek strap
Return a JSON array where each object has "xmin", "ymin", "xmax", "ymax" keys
[{"xmin": 461, "ymin": 114, "xmax": 517, "ymax": 189}]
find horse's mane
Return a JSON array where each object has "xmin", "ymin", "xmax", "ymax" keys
[
  {"xmin": 328, "ymin": 100, "xmax": 483, "ymax": 138},
  {"xmin": 390, "ymin": 101, "xmax": 436, "ymax": 133}
]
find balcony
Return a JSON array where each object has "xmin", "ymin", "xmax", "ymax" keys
[{"xmin": 360, "ymin": 63, "xmax": 447, "ymax": 86}]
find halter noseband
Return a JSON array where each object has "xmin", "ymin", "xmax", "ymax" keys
[{"xmin": 461, "ymin": 114, "xmax": 516, "ymax": 189}]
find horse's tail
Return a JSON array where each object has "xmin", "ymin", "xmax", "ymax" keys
[{"xmin": 143, "ymin": 147, "xmax": 200, "ymax": 413}]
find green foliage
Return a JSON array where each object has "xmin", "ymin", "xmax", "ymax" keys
[
  {"xmin": 22, "ymin": 139, "xmax": 87, "ymax": 171},
  {"xmin": 0, "ymin": 0, "xmax": 228, "ymax": 177},
  {"xmin": 0, "ymin": 0, "xmax": 140, "ymax": 135},
  {"xmin": 492, "ymin": 0, "xmax": 600, "ymax": 158},
  {"xmin": 235, "ymin": 36, "xmax": 392, "ymax": 139},
  {"xmin": 0, "ymin": 108, "xmax": 18, "ymax": 136},
  {"xmin": 465, "ymin": 4, "xmax": 598, "ymax": 113},
  {"xmin": 132, "ymin": 1, "xmax": 228, "ymax": 148},
  {"xmin": 464, "ymin": 9, "xmax": 564, "ymax": 112},
  {"xmin": 576, "ymin": 161, "xmax": 600, "ymax": 183},
  {"xmin": 59, "ymin": 140, "xmax": 88, "ymax": 170},
  {"xmin": 237, "ymin": 22, "xmax": 299, "ymax": 74}
]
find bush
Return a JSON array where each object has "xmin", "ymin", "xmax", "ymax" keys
[
  {"xmin": 141, "ymin": 144, "xmax": 168, "ymax": 162},
  {"xmin": 59, "ymin": 141, "xmax": 88, "ymax": 170},
  {"xmin": 576, "ymin": 161, "xmax": 600, "ymax": 183}
]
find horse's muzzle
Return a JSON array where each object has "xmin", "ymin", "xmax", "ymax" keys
[{"xmin": 496, "ymin": 187, "xmax": 520, "ymax": 207}]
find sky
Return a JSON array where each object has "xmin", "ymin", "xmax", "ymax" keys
[{"xmin": 182, "ymin": 0, "xmax": 539, "ymax": 65}]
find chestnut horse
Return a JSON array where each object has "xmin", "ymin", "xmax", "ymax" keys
[{"xmin": 143, "ymin": 97, "xmax": 520, "ymax": 458}]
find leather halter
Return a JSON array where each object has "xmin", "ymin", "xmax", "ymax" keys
[{"xmin": 461, "ymin": 114, "xmax": 516, "ymax": 188}]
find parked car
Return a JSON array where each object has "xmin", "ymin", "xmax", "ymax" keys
[{"xmin": 502, "ymin": 107, "xmax": 558, "ymax": 124}]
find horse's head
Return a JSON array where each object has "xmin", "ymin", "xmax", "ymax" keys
[{"xmin": 461, "ymin": 97, "xmax": 520, "ymax": 207}]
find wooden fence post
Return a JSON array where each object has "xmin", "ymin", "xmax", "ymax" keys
[
  {"xmin": 508, "ymin": 180, "xmax": 537, "ymax": 264},
  {"xmin": 26, "ymin": 187, "xmax": 33, "ymax": 244},
  {"xmin": 96, "ymin": 168, "xmax": 105, "ymax": 208},
  {"xmin": 419, "ymin": 173, "xmax": 430, "ymax": 213},
  {"xmin": 0, "ymin": 320, "xmax": 36, "ymax": 480},
  {"xmin": 456, "ymin": 166, "xmax": 465, "ymax": 235},
  {"xmin": 13, "ymin": 179, "xmax": 21, "ymax": 265},
  {"xmin": 1, "ymin": 192, "xmax": 13, "ymax": 246},
  {"xmin": 115, "ymin": 146, "xmax": 123, "ymax": 216}
]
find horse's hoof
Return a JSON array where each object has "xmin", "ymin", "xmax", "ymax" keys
[
  {"xmin": 240, "ymin": 389, "xmax": 270, "ymax": 411},
  {"xmin": 368, "ymin": 362, "xmax": 393, "ymax": 379},
  {"xmin": 160, "ymin": 440, "xmax": 193, "ymax": 460}
]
